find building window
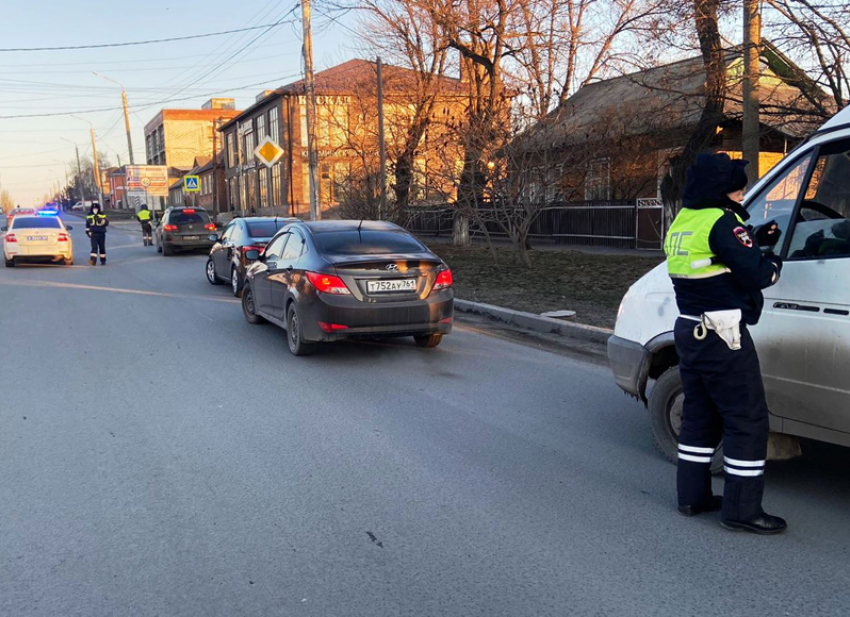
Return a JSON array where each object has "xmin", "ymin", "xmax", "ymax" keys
[
  {"xmin": 269, "ymin": 107, "xmax": 280, "ymax": 143},
  {"xmin": 226, "ymin": 133, "xmax": 236, "ymax": 169},
  {"xmin": 271, "ymin": 163, "xmax": 282, "ymax": 207},
  {"xmin": 240, "ymin": 120, "xmax": 254, "ymax": 166},
  {"xmin": 256, "ymin": 114, "xmax": 266, "ymax": 141},
  {"xmin": 585, "ymin": 158, "xmax": 611, "ymax": 201},
  {"xmin": 228, "ymin": 177, "xmax": 239, "ymax": 211},
  {"xmin": 259, "ymin": 167, "xmax": 269, "ymax": 208}
]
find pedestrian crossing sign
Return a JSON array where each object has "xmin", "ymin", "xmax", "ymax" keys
[{"xmin": 184, "ymin": 175, "xmax": 200, "ymax": 193}]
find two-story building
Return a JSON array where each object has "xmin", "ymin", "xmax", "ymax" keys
[{"xmin": 219, "ymin": 59, "xmax": 466, "ymax": 218}]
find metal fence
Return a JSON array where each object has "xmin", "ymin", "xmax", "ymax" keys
[{"xmin": 404, "ymin": 200, "xmax": 663, "ymax": 249}]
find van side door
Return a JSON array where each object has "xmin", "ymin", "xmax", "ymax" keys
[{"xmin": 752, "ymin": 137, "xmax": 850, "ymax": 437}]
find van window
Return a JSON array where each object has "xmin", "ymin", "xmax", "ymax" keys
[
  {"xmin": 787, "ymin": 138, "xmax": 850, "ymax": 259},
  {"xmin": 746, "ymin": 152, "xmax": 813, "ymax": 252}
]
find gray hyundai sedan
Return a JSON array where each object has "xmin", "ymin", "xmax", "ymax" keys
[{"xmin": 241, "ymin": 220, "xmax": 454, "ymax": 355}]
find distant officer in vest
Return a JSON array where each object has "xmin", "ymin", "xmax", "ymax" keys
[
  {"xmin": 136, "ymin": 204, "xmax": 153, "ymax": 246},
  {"xmin": 85, "ymin": 203, "xmax": 109, "ymax": 266},
  {"xmin": 665, "ymin": 152, "xmax": 785, "ymax": 534}
]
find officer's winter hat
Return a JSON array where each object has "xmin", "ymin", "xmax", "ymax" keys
[{"xmin": 683, "ymin": 153, "xmax": 749, "ymax": 208}]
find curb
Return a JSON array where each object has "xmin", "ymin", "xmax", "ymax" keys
[{"xmin": 454, "ymin": 299, "xmax": 612, "ymax": 345}]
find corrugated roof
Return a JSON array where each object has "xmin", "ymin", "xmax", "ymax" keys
[{"xmin": 516, "ymin": 45, "xmax": 834, "ymax": 153}]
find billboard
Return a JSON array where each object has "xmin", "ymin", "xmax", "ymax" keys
[{"xmin": 126, "ymin": 166, "xmax": 169, "ymax": 197}]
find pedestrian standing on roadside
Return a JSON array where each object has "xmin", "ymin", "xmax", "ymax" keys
[
  {"xmin": 664, "ymin": 152, "xmax": 786, "ymax": 535},
  {"xmin": 135, "ymin": 204, "xmax": 153, "ymax": 246},
  {"xmin": 85, "ymin": 203, "xmax": 109, "ymax": 265}
]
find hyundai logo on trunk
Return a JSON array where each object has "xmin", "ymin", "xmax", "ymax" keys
[{"xmin": 386, "ymin": 264, "xmax": 398, "ymax": 271}]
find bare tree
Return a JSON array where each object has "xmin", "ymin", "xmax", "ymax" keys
[
  {"xmin": 660, "ymin": 0, "xmax": 725, "ymax": 221},
  {"xmin": 763, "ymin": 0, "xmax": 849, "ymax": 113}
]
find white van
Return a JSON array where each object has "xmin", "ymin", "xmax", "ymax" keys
[{"xmin": 608, "ymin": 105, "xmax": 850, "ymax": 467}]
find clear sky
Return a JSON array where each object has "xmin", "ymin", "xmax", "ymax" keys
[{"xmin": 0, "ymin": 0, "xmax": 358, "ymax": 205}]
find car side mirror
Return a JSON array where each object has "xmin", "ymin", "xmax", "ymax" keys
[
  {"xmin": 245, "ymin": 249, "xmax": 261, "ymax": 261},
  {"xmin": 66, "ymin": 225, "xmax": 73, "ymax": 230},
  {"xmin": 208, "ymin": 234, "xmax": 218, "ymax": 242}
]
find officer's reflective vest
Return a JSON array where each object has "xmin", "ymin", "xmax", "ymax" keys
[
  {"xmin": 665, "ymin": 208, "xmax": 745, "ymax": 279},
  {"xmin": 137, "ymin": 210, "xmax": 152, "ymax": 222},
  {"xmin": 86, "ymin": 214, "xmax": 108, "ymax": 228}
]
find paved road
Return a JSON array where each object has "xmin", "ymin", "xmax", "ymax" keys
[{"xmin": 1, "ymin": 215, "xmax": 849, "ymax": 617}]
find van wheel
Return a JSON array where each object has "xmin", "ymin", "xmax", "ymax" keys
[{"xmin": 648, "ymin": 367, "xmax": 723, "ymax": 475}]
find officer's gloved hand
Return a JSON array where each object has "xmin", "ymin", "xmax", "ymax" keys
[{"xmin": 752, "ymin": 220, "xmax": 782, "ymax": 247}]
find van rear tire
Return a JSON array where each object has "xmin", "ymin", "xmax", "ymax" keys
[{"xmin": 648, "ymin": 366, "xmax": 723, "ymax": 475}]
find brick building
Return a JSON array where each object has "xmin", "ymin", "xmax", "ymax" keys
[
  {"xmin": 144, "ymin": 98, "xmax": 242, "ymax": 169},
  {"xmin": 219, "ymin": 59, "xmax": 466, "ymax": 218}
]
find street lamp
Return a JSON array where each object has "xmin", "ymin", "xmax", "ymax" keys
[
  {"xmin": 60, "ymin": 137, "xmax": 86, "ymax": 205},
  {"xmin": 70, "ymin": 115, "xmax": 104, "ymax": 208},
  {"xmin": 93, "ymin": 71, "xmax": 135, "ymax": 166}
]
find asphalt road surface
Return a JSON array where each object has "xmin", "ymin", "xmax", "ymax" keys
[{"xmin": 2, "ymin": 214, "xmax": 849, "ymax": 617}]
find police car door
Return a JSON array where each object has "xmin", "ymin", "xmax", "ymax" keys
[{"xmin": 751, "ymin": 137, "xmax": 850, "ymax": 437}]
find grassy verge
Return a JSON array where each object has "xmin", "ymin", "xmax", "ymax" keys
[{"xmin": 428, "ymin": 243, "xmax": 664, "ymax": 329}]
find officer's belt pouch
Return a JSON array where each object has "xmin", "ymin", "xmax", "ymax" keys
[{"xmin": 699, "ymin": 309, "xmax": 742, "ymax": 351}]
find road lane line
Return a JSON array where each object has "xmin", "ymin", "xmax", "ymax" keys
[{"xmin": 0, "ymin": 279, "xmax": 240, "ymax": 304}]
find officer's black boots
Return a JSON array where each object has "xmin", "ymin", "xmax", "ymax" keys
[
  {"xmin": 721, "ymin": 512, "xmax": 787, "ymax": 535},
  {"xmin": 89, "ymin": 257, "xmax": 96, "ymax": 266},
  {"xmin": 678, "ymin": 495, "xmax": 723, "ymax": 517},
  {"xmin": 100, "ymin": 257, "xmax": 106, "ymax": 265}
]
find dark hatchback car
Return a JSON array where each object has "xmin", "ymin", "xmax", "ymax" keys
[
  {"xmin": 206, "ymin": 216, "xmax": 296, "ymax": 297},
  {"xmin": 154, "ymin": 207, "xmax": 216, "ymax": 256},
  {"xmin": 241, "ymin": 220, "xmax": 454, "ymax": 355}
]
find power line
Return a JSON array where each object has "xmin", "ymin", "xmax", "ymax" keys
[
  {"xmin": 0, "ymin": 21, "xmax": 294, "ymax": 52},
  {"xmin": 0, "ymin": 74, "xmax": 300, "ymax": 119}
]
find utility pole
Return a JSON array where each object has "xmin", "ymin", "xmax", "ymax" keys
[
  {"xmin": 71, "ymin": 144, "xmax": 86, "ymax": 204},
  {"xmin": 377, "ymin": 57, "xmax": 387, "ymax": 221},
  {"xmin": 94, "ymin": 72, "xmax": 135, "ymax": 165},
  {"xmin": 89, "ymin": 127, "xmax": 104, "ymax": 207},
  {"xmin": 122, "ymin": 90, "xmax": 135, "ymax": 166},
  {"xmin": 742, "ymin": 0, "xmax": 761, "ymax": 185},
  {"xmin": 212, "ymin": 118, "xmax": 219, "ymax": 221},
  {"xmin": 301, "ymin": 0, "xmax": 321, "ymax": 221}
]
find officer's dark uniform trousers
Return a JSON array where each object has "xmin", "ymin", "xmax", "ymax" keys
[
  {"xmin": 90, "ymin": 230, "xmax": 106, "ymax": 261},
  {"xmin": 675, "ymin": 319, "xmax": 769, "ymax": 521}
]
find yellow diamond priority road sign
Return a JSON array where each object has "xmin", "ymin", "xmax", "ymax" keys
[{"xmin": 254, "ymin": 136, "xmax": 284, "ymax": 168}]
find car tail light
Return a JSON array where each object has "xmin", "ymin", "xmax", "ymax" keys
[
  {"xmin": 432, "ymin": 268, "xmax": 453, "ymax": 291},
  {"xmin": 204, "ymin": 223, "xmax": 216, "ymax": 232},
  {"xmin": 163, "ymin": 224, "xmax": 178, "ymax": 232},
  {"xmin": 243, "ymin": 245, "xmax": 263, "ymax": 252},
  {"xmin": 318, "ymin": 321, "xmax": 349, "ymax": 333},
  {"xmin": 58, "ymin": 233, "xmax": 69, "ymax": 242},
  {"xmin": 306, "ymin": 271, "xmax": 351, "ymax": 295},
  {"xmin": 183, "ymin": 209, "xmax": 196, "ymax": 214},
  {"xmin": 5, "ymin": 233, "xmax": 16, "ymax": 242},
  {"xmin": 439, "ymin": 317, "xmax": 453, "ymax": 325}
]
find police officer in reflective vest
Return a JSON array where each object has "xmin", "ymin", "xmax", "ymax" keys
[
  {"xmin": 136, "ymin": 204, "xmax": 153, "ymax": 246},
  {"xmin": 665, "ymin": 152, "xmax": 786, "ymax": 534},
  {"xmin": 85, "ymin": 203, "xmax": 109, "ymax": 265}
]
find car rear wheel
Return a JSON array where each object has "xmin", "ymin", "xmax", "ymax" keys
[
  {"xmin": 286, "ymin": 302, "xmax": 315, "ymax": 356},
  {"xmin": 413, "ymin": 333, "xmax": 443, "ymax": 348},
  {"xmin": 648, "ymin": 367, "xmax": 723, "ymax": 475},
  {"xmin": 206, "ymin": 259, "xmax": 222, "ymax": 285},
  {"xmin": 231, "ymin": 266, "xmax": 243, "ymax": 298},
  {"xmin": 4, "ymin": 257, "xmax": 14, "ymax": 268},
  {"xmin": 241, "ymin": 283, "xmax": 265, "ymax": 325},
  {"xmin": 162, "ymin": 243, "xmax": 174, "ymax": 256}
]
